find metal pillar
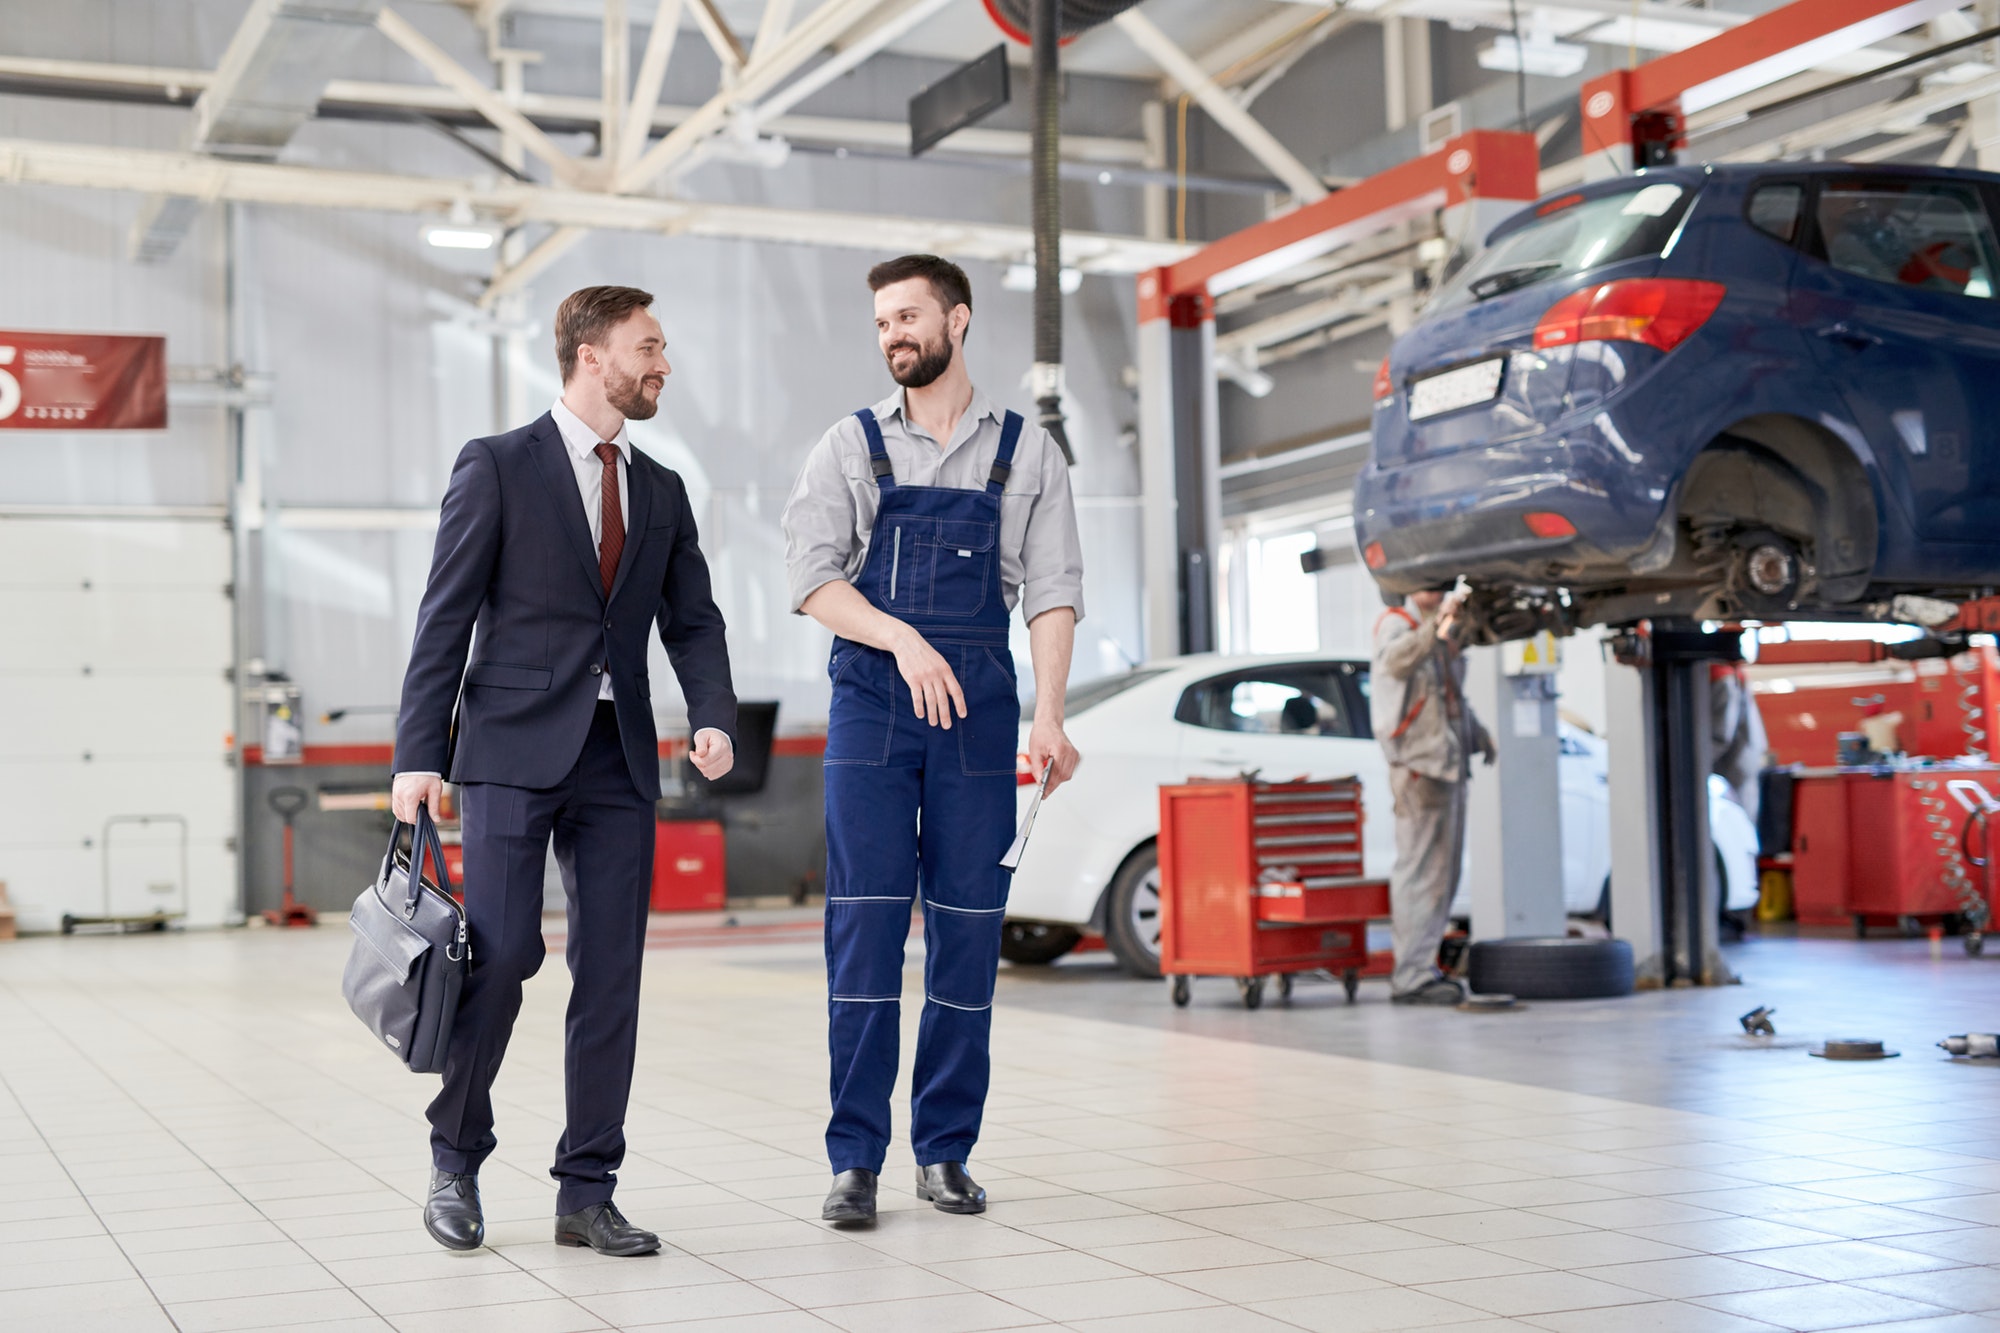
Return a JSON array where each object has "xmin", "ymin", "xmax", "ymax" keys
[
  {"xmin": 1464, "ymin": 643, "xmax": 1566, "ymax": 942},
  {"xmin": 1608, "ymin": 623, "xmax": 1738, "ymax": 987},
  {"xmin": 1605, "ymin": 650, "xmax": 1663, "ymax": 983},
  {"xmin": 1136, "ymin": 274, "xmax": 1219, "ymax": 659}
]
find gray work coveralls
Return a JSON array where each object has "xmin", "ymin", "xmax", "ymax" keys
[{"xmin": 1371, "ymin": 606, "xmax": 1491, "ymax": 996}]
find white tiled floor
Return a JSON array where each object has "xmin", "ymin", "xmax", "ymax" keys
[{"xmin": 6, "ymin": 921, "xmax": 2000, "ymax": 1332}]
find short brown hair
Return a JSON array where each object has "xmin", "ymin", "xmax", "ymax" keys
[
  {"xmin": 868, "ymin": 255, "xmax": 972, "ymax": 331},
  {"xmin": 554, "ymin": 285, "xmax": 654, "ymax": 383}
]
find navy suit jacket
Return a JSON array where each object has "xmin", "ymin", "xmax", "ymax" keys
[{"xmin": 393, "ymin": 412, "xmax": 737, "ymax": 800}]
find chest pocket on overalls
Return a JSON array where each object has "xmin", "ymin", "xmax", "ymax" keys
[{"xmin": 923, "ymin": 519, "xmax": 994, "ymax": 617}]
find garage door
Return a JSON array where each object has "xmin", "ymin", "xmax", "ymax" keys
[{"xmin": 0, "ymin": 517, "xmax": 237, "ymax": 931}]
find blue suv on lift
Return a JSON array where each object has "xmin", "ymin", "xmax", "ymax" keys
[{"xmin": 1354, "ymin": 162, "xmax": 2000, "ymax": 639}]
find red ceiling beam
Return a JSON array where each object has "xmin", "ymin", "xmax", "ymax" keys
[
  {"xmin": 1581, "ymin": 0, "xmax": 1968, "ymax": 163},
  {"xmin": 1141, "ymin": 129, "xmax": 1540, "ymax": 316}
]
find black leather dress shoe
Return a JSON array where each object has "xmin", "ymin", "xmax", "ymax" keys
[
  {"xmin": 821, "ymin": 1169, "xmax": 877, "ymax": 1226},
  {"xmin": 423, "ymin": 1169, "xmax": 483, "ymax": 1251},
  {"xmin": 554, "ymin": 1201, "xmax": 660, "ymax": 1256},
  {"xmin": 916, "ymin": 1162, "xmax": 986, "ymax": 1214}
]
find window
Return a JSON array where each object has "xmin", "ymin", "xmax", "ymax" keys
[
  {"xmin": 1814, "ymin": 180, "xmax": 2000, "ymax": 299},
  {"xmin": 1429, "ymin": 182, "xmax": 1695, "ymax": 313},
  {"xmin": 1175, "ymin": 665, "xmax": 1364, "ymax": 739},
  {"xmin": 1747, "ymin": 182, "xmax": 1804, "ymax": 244}
]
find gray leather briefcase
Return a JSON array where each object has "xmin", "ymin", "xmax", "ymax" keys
[{"xmin": 342, "ymin": 808, "xmax": 468, "ymax": 1073}]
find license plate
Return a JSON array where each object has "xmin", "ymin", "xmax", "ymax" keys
[{"xmin": 1407, "ymin": 358, "xmax": 1505, "ymax": 421}]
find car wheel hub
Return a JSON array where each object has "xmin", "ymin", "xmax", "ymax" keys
[{"xmin": 1744, "ymin": 543, "xmax": 1794, "ymax": 596}]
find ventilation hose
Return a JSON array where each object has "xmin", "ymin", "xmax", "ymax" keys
[{"xmin": 1029, "ymin": 0, "xmax": 1072, "ymax": 463}]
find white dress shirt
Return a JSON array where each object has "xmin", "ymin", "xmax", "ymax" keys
[{"xmin": 551, "ymin": 396, "xmax": 630, "ymax": 703}]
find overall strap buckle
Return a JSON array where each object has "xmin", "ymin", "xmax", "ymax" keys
[
  {"xmin": 854, "ymin": 409, "xmax": 895, "ymax": 490},
  {"xmin": 986, "ymin": 411, "xmax": 1025, "ymax": 495}
]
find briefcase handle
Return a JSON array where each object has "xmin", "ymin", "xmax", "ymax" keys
[{"xmin": 380, "ymin": 804, "xmax": 457, "ymax": 917}]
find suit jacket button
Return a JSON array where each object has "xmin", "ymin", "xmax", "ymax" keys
[
  {"xmin": 590, "ymin": 664, "xmax": 602, "ymax": 676},
  {"xmin": 604, "ymin": 620, "xmax": 612, "ymax": 629}
]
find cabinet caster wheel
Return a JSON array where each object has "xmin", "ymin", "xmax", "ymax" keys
[
  {"xmin": 1969, "ymin": 934, "xmax": 1986, "ymax": 958},
  {"xmin": 1342, "ymin": 969, "xmax": 1360, "ymax": 1003},
  {"xmin": 1853, "ymin": 915, "xmax": 1868, "ymax": 939},
  {"xmin": 1276, "ymin": 973, "xmax": 1293, "ymax": 1004},
  {"xmin": 1237, "ymin": 976, "xmax": 1264, "ymax": 1010},
  {"xmin": 1170, "ymin": 975, "xmax": 1190, "ymax": 1007}
]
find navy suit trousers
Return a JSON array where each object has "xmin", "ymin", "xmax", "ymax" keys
[{"xmin": 426, "ymin": 702, "xmax": 656, "ymax": 1215}]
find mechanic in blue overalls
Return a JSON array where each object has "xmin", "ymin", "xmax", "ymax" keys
[{"xmin": 782, "ymin": 254, "xmax": 1084, "ymax": 1226}]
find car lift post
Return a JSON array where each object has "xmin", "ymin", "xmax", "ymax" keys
[
  {"xmin": 1607, "ymin": 623, "xmax": 1738, "ymax": 987},
  {"xmin": 1578, "ymin": 0, "xmax": 1971, "ymax": 178},
  {"xmin": 1463, "ymin": 639, "xmax": 1566, "ymax": 941},
  {"xmin": 1134, "ymin": 130, "xmax": 1540, "ymax": 658}
]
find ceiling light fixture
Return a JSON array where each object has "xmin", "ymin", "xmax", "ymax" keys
[{"xmin": 423, "ymin": 199, "xmax": 499, "ymax": 251}]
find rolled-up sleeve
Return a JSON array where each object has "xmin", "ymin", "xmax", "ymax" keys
[
  {"xmin": 782, "ymin": 425, "xmax": 858, "ymax": 614},
  {"xmin": 1020, "ymin": 431, "xmax": 1086, "ymax": 625}
]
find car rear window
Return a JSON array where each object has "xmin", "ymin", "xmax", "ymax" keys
[{"xmin": 1430, "ymin": 182, "xmax": 1695, "ymax": 313}]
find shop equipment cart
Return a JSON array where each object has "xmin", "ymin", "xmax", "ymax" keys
[
  {"xmin": 62, "ymin": 814, "xmax": 189, "ymax": 935},
  {"xmin": 1158, "ymin": 776, "xmax": 1389, "ymax": 1009}
]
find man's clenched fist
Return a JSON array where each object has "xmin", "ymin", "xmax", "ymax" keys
[{"xmin": 391, "ymin": 772, "xmax": 443, "ymax": 824}]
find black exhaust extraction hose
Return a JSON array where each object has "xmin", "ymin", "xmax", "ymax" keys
[
  {"xmin": 1029, "ymin": 0, "xmax": 1071, "ymax": 463},
  {"xmin": 991, "ymin": 0, "xmax": 1146, "ymax": 465}
]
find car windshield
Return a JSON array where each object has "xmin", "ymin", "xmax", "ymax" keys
[
  {"xmin": 1019, "ymin": 667, "xmax": 1169, "ymax": 723},
  {"xmin": 1430, "ymin": 182, "xmax": 1695, "ymax": 313}
]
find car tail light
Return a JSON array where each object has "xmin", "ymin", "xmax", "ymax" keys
[
  {"xmin": 1372, "ymin": 356, "xmax": 1394, "ymax": 403},
  {"xmin": 1363, "ymin": 541, "xmax": 1386, "ymax": 569},
  {"xmin": 1017, "ymin": 753, "xmax": 1037, "ymax": 787},
  {"xmin": 1523, "ymin": 511, "xmax": 1577, "ymax": 539},
  {"xmin": 1532, "ymin": 278, "xmax": 1726, "ymax": 353}
]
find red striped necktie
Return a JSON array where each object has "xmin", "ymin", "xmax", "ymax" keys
[{"xmin": 593, "ymin": 441, "xmax": 624, "ymax": 596}]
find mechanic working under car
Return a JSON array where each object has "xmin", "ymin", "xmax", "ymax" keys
[
  {"xmin": 1372, "ymin": 585, "xmax": 1497, "ymax": 1005},
  {"xmin": 781, "ymin": 254, "xmax": 1084, "ymax": 1228}
]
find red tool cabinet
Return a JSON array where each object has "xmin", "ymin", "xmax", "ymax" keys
[
  {"xmin": 1158, "ymin": 777, "xmax": 1389, "ymax": 1009},
  {"xmin": 1790, "ymin": 765, "xmax": 1999, "ymax": 934},
  {"xmin": 652, "ymin": 819, "xmax": 726, "ymax": 912}
]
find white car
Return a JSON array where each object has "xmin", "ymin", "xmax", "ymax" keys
[{"xmin": 1004, "ymin": 653, "xmax": 1760, "ymax": 976}]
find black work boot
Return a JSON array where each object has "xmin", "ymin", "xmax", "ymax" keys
[
  {"xmin": 916, "ymin": 1162, "xmax": 986, "ymax": 1214},
  {"xmin": 423, "ymin": 1169, "xmax": 484, "ymax": 1251},
  {"xmin": 821, "ymin": 1169, "xmax": 877, "ymax": 1226}
]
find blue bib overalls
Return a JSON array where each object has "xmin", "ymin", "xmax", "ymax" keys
[{"xmin": 822, "ymin": 407, "xmax": 1024, "ymax": 1175}]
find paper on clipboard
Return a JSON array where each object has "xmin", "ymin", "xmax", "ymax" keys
[{"xmin": 999, "ymin": 769, "xmax": 1051, "ymax": 870}]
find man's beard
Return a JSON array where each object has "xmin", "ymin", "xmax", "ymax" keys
[
  {"xmin": 885, "ymin": 333, "xmax": 953, "ymax": 388},
  {"xmin": 606, "ymin": 366, "xmax": 662, "ymax": 420}
]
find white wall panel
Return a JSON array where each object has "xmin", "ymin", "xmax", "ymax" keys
[{"xmin": 0, "ymin": 518, "xmax": 236, "ymax": 931}]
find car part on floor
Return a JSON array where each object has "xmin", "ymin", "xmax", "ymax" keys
[
  {"xmin": 1810, "ymin": 1038, "xmax": 1899, "ymax": 1060},
  {"xmin": 1740, "ymin": 1005, "xmax": 1778, "ymax": 1036},
  {"xmin": 999, "ymin": 921, "xmax": 1082, "ymax": 965},
  {"xmin": 1939, "ymin": 1033, "xmax": 2000, "ymax": 1057},
  {"xmin": 1466, "ymin": 937, "xmax": 1635, "ymax": 1000}
]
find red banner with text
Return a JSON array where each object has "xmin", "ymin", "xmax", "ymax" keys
[{"xmin": 0, "ymin": 331, "xmax": 167, "ymax": 430}]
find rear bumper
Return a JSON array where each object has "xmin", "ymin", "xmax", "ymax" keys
[{"xmin": 1355, "ymin": 426, "xmax": 1679, "ymax": 595}]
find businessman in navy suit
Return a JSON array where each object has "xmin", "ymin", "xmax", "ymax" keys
[{"xmin": 391, "ymin": 285, "xmax": 737, "ymax": 1256}]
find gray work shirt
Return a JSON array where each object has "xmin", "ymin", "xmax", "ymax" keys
[{"xmin": 782, "ymin": 387, "xmax": 1086, "ymax": 625}]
